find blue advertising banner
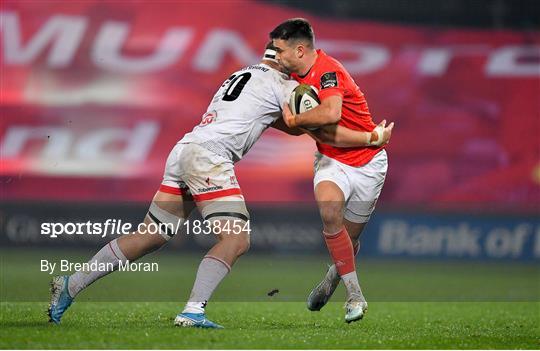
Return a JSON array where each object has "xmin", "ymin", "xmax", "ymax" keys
[{"xmin": 364, "ymin": 213, "xmax": 539, "ymax": 261}]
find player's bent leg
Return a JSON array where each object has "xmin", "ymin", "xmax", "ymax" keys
[
  {"xmin": 48, "ymin": 190, "xmax": 192, "ymax": 324},
  {"xmin": 315, "ymin": 181, "xmax": 345, "ymax": 233},
  {"xmin": 340, "ymin": 191, "xmax": 385, "ymax": 322},
  {"xmin": 309, "ymin": 181, "xmax": 363, "ymax": 320},
  {"xmin": 307, "ymin": 220, "xmax": 367, "ymax": 312},
  {"xmin": 175, "ymin": 196, "xmax": 249, "ymax": 329},
  {"xmin": 344, "ymin": 220, "xmax": 366, "ymax": 252},
  {"xmin": 341, "ymin": 219, "xmax": 369, "ymax": 323},
  {"xmin": 308, "ymin": 181, "xmax": 347, "ymax": 311},
  {"xmin": 117, "ymin": 190, "xmax": 193, "ymax": 259},
  {"xmin": 340, "ymin": 165, "xmax": 386, "ymax": 323}
]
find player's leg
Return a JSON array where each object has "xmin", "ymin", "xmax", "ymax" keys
[
  {"xmin": 72, "ymin": 189, "xmax": 193, "ymax": 293},
  {"xmin": 318, "ymin": 220, "xmax": 366, "ymax": 283},
  {"xmin": 314, "ymin": 180, "xmax": 362, "ymax": 298},
  {"xmin": 116, "ymin": 190, "xmax": 193, "ymax": 260},
  {"xmin": 345, "ymin": 220, "xmax": 366, "ymax": 253},
  {"xmin": 314, "ymin": 180, "xmax": 367, "ymax": 324},
  {"xmin": 200, "ymin": 209, "xmax": 250, "ymax": 267},
  {"xmin": 173, "ymin": 143, "xmax": 249, "ymax": 328},
  {"xmin": 174, "ymin": 195, "xmax": 250, "ymax": 329},
  {"xmin": 342, "ymin": 150, "xmax": 388, "ymax": 322},
  {"xmin": 48, "ymin": 189, "xmax": 194, "ymax": 323},
  {"xmin": 48, "ymin": 190, "xmax": 193, "ymax": 323},
  {"xmin": 307, "ymin": 151, "xmax": 387, "ymax": 322},
  {"xmin": 48, "ymin": 143, "xmax": 194, "ymax": 323},
  {"xmin": 306, "ymin": 153, "xmax": 359, "ymax": 314},
  {"xmin": 308, "ymin": 220, "xmax": 366, "ymax": 311}
]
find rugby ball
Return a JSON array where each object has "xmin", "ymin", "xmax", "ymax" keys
[{"xmin": 289, "ymin": 84, "xmax": 320, "ymax": 115}]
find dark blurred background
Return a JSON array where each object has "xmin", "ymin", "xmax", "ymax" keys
[
  {"xmin": 1, "ymin": 0, "xmax": 538, "ymax": 285},
  {"xmin": 264, "ymin": 0, "xmax": 540, "ymax": 29}
]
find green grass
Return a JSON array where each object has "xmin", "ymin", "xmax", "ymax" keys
[
  {"xmin": 1, "ymin": 248, "xmax": 539, "ymax": 348},
  {"xmin": 2, "ymin": 248, "xmax": 538, "ymax": 302},
  {"xmin": 1, "ymin": 302, "xmax": 538, "ymax": 349}
]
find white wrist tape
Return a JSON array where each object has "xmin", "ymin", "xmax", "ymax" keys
[{"xmin": 369, "ymin": 125, "xmax": 384, "ymax": 146}]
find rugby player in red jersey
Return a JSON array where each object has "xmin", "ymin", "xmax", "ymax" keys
[
  {"xmin": 47, "ymin": 41, "xmax": 392, "ymax": 328},
  {"xmin": 271, "ymin": 18, "xmax": 394, "ymax": 323}
]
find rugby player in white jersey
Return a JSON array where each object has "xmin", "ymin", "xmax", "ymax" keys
[{"xmin": 47, "ymin": 43, "xmax": 393, "ymax": 328}]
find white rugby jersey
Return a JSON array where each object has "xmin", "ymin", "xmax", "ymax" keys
[{"xmin": 179, "ymin": 63, "xmax": 298, "ymax": 162}]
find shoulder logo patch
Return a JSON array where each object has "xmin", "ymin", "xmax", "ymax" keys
[{"xmin": 320, "ymin": 72, "xmax": 338, "ymax": 89}]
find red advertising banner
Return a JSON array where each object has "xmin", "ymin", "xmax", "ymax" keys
[{"xmin": 1, "ymin": 1, "xmax": 539, "ymax": 210}]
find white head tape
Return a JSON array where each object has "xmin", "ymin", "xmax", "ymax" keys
[{"xmin": 263, "ymin": 49, "xmax": 278, "ymax": 63}]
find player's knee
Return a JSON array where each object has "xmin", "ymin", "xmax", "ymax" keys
[
  {"xmin": 145, "ymin": 201, "xmax": 185, "ymax": 242},
  {"xmin": 234, "ymin": 234, "xmax": 250, "ymax": 256},
  {"xmin": 142, "ymin": 234, "xmax": 167, "ymax": 253},
  {"xmin": 319, "ymin": 203, "xmax": 344, "ymax": 227},
  {"xmin": 220, "ymin": 225, "xmax": 250, "ymax": 256},
  {"xmin": 117, "ymin": 232, "xmax": 166, "ymax": 259}
]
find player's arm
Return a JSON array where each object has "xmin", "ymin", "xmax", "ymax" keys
[
  {"xmin": 271, "ymin": 117, "xmax": 305, "ymax": 136},
  {"xmin": 308, "ymin": 120, "xmax": 394, "ymax": 147},
  {"xmin": 283, "ymin": 95, "xmax": 342, "ymax": 129}
]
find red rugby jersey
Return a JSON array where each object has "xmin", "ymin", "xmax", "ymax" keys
[{"xmin": 292, "ymin": 49, "xmax": 383, "ymax": 167}]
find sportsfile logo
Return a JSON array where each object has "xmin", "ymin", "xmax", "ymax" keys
[
  {"xmin": 41, "ymin": 219, "xmax": 139, "ymax": 238},
  {"xmin": 40, "ymin": 219, "xmax": 252, "ymax": 238}
]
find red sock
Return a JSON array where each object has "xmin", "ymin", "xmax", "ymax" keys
[{"xmin": 323, "ymin": 227, "xmax": 355, "ymax": 276}]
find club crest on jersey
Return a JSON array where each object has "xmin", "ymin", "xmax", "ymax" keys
[
  {"xmin": 200, "ymin": 110, "xmax": 217, "ymax": 126},
  {"xmin": 320, "ymin": 72, "xmax": 338, "ymax": 89}
]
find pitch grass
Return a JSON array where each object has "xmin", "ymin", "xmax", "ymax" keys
[
  {"xmin": 2, "ymin": 248, "xmax": 539, "ymax": 302},
  {"xmin": 1, "ymin": 248, "xmax": 539, "ymax": 348},
  {"xmin": 1, "ymin": 301, "xmax": 539, "ymax": 349}
]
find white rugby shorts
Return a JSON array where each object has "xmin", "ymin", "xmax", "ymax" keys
[
  {"xmin": 313, "ymin": 150, "xmax": 388, "ymax": 223},
  {"xmin": 159, "ymin": 143, "xmax": 242, "ymax": 202}
]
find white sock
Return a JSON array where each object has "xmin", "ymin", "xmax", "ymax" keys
[
  {"xmin": 182, "ymin": 256, "xmax": 230, "ymax": 314},
  {"xmin": 67, "ymin": 239, "xmax": 128, "ymax": 297},
  {"xmin": 341, "ymin": 271, "xmax": 364, "ymax": 298}
]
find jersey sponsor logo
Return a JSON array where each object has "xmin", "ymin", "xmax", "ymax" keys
[
  {"xmin": 320, "ymin": 72, "xmax": 338, "ymax": 89},
  {"xmin": 197, "ymin": 185, "xmax": 223, "ymax": 193}
]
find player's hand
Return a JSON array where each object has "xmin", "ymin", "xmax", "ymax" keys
[
  {"xmin": 282, "ymin": 103, "xmax": 297, "ymax": 128},
  {"xmin": 369, "ymin": 119, "xmax": 395, "ymax": 146}
]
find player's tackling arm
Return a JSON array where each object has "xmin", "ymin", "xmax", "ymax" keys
[
  {"xmin": 273, "ymin": 117, "xmax": 394, "ymax": 147},
  {"xmin": 309, "ymin": 120, "xmax": 394, "ymax": 147},
  {"xmin": 283, "ymin": 95, "xmax": 342, "ymax": 128},
  {"xmin": 271, "ymin": 117, "xmax": 305, "ymax": 136}
]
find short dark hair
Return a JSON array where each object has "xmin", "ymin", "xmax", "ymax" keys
[{"xmin": 269, "ymin": 18, "xmax": 314, "ymax": 48}]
